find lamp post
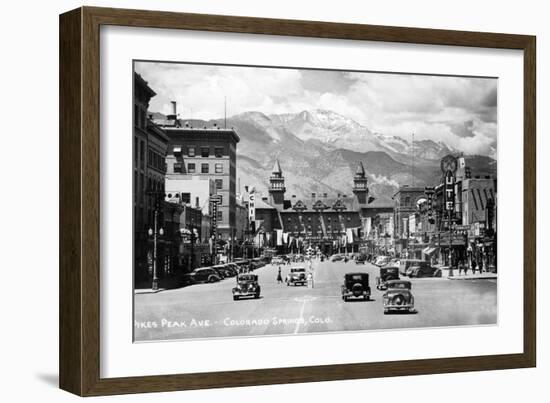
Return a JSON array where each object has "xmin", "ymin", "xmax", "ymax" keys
[{"xmin": 148, "ymin": 209, "xmax": 164, "ymax": 290}]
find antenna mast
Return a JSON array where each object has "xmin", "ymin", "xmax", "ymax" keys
[
  {"xmin": 411, "ymin": 132, "xmax": 415, "ymax": 187},
  {"xmin": 224, "ymin": 96, "xmax": 227, "ymax": 129}
]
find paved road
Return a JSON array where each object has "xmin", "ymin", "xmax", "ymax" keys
[{"xmin": 134, "ymin": 260, "xmax": 497, "ymax": 341}]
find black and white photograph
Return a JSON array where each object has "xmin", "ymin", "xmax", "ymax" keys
[{"xmin": 133, "ymin": 61, "xmax": 498, "ymax": 342}]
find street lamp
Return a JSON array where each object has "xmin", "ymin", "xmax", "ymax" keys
[{"xmin": 148, "ymin": 210, "xmax": 164, "ymax": 290}]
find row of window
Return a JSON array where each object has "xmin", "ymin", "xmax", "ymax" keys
[
  {"xmin": 175, "ymin": 193, "xmax": 223, "ymax": 205},
  {"xmin": 285, "ymin": 216, "xmax": 352, "ymax": 222},
  {"xmin": 173, "ymin": 162, "xmax": 224, "ymax": 174},
  {"xmin": 148, "ymin": 149, "xmax": 166, "ymax": 172},
  {"xmin": 134, "ymin": 137, "xmax": 145, "ymax": 168},
  {"xmin": 177, "ymin": 146, "xmax": 225, "ymax": 158},
  {"xmin": 134, "ymin": 104, "xmax": 147, "ymax": 129}
]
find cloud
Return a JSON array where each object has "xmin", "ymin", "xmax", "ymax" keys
[{"xmin": 135, "ymin": 62, "xmax": 497, "ymax": 156}]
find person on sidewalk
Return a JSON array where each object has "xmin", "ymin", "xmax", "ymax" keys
[
  {"xmin": 307, "ymin": 271, "xmax": 314, "ymax": 288},
  {"xmin": 277, "ymin": 266, "xmax": 283, "ymax": 284},
  {"xmin": 471, "ymin": 259, "xmax": 478, "ymax": 274}
]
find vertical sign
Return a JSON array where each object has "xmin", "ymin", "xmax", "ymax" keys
[
  {"xmin": 248, "ymin": 191, "xmax": 255, "ymax": 222},
  {"xmin": 210, "ymin": 195, "xmax": 220, "ymax": 238}
]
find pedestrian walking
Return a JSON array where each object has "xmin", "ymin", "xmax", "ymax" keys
[
  {"xmin": 307, "ymin": 271, "xmax": 314, "ymax": 288},
  {"xmin": 277, "ymin": 266, "xmax": 283, "ymax": 284}
]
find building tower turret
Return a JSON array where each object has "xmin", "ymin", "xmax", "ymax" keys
[
  {"xmin": 269, "ymin": 159, "xmax": 286, "ymax": 208},
  {"xmin": 352, "ymin": 161, "xmax": 369, "ymax": 205}
]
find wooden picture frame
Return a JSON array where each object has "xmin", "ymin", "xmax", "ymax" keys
[{"xmin": 59, "ymin": 6, "xmax": 536, "ymax": 396}]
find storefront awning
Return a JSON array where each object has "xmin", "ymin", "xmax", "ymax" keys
[{"xmin": 422, "ymin": 246, "xmax": 439, "ymax": 256}]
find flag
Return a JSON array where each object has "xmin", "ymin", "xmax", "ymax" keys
[{"xmin": 276, "ymin": 229, "xmax": 283, "ymax": 246}]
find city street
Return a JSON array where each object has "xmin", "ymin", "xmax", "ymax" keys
[{"xmin": 134, "ymin": 260, "xmax": 497, "ymax": 341}]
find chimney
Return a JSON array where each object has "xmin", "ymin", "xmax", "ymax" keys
[{"xmin": 167, "ymin": 101, "xmax": 177, "ymax": 121}]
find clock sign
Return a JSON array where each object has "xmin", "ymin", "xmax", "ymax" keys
[{"xmin": 440, "ymin": 154, "xmax": 458, "ymax": 173}]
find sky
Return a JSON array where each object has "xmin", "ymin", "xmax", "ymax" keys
[{"xmin": 135, "ymin": 61, "xmax": 497, "ymax": 156}]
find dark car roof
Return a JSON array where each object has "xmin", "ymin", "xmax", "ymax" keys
[
  {"xmin": 237, "ymin": 274, "xmax": 257, "ymax": 281},
  {"xmin": 386, "ymin": 280, "xmax": 411, "ymax": 287},
  {"xmin": 345, "ymin": 272, "xmax": 368, "ymax": 277}
]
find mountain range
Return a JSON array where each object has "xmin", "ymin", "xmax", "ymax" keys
[{"xmin": 152, "ymin": 109, "xmax": 496, "ymax": 204}]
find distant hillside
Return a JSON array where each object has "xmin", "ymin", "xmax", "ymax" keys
[{"xmin": 152, "ymin": 110, "xmax": 496, "ymax": 203}]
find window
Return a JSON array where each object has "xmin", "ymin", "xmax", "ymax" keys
[
  {"xmin": 147, "ymin": 150, "xmax": 152, "ymax": 166},
  {"xmin": 134, "ymin": 137, "xmax": 138, "ymax": 164},
  {"xmin": 187, "ymin": 146, "xmax": 195, "ymax": 157},
  {"xmin": 181, "ymin": 193, "xmax": 191, "ymax": 204},
  {"xmin": 218, "ymin": 195, "xmax": 223, "ymax": 205},
  {"xmin": 201, "ymin": 163, "xmax": 209, "ymax": 173},
  {"xmin": 215, "ymin": 179, "xmax": 223, "ymax": 189},
  {"xmin": 215, "ymin": 147, "xmax": 223, "ymax": 158},
  {"xmin": 217, "ymin": 211, "xmax": 223, "ymax": 221},
  {"xmin": 187, "ymin": 163, "xmax": 196, "ymax": 173},
  {"xmin": 405, "ymin": 196, "xmax": 411, "ymax": 206},
  {"xmin": 215, "ymin": 163, "xmax": 223, "ymax": 173},
  {"xmin": 140, "ymin": 140, "xmax": 145, "ymax": 168},
  {"xmin": 140, "ymin": 108, "xmax": 146, "ymax": 128},
  {"xmin": 173, "ymin": 163, "xmax": 182, "ymax": 173},
  {"xmin": 134, "ymin": 105, "xmax": 139, "ymax": 127},
  {"xmin": 201, "ymin": 147, "xmax": 210, "ymax": 157}
]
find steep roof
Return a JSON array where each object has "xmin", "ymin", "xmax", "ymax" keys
[
  {"xmin": 355, "ymin": 161, "xmax": 366, "ymax": 177},
  {"xmin": 272, "ymin": 159, "xmax": 282, "ymax": 174}
]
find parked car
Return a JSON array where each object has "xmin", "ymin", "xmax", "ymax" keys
[
  {"xmin": 341, "ymin": 272, "xmax": 371, "ymax": 301},
  {"xmin": 224, "ymin": 263, "xmax": 239, "ymax": 277},
  {"xmin": 384, "ymin": 258, "xmax": 400, "ymax": 267},
  {"xmin": 373, "ymin": 255, "xmax": 390, "ymax": 267},
  {"xmin": 249, "ymin": 258, "xmax": 265, "ymax": 270},
  {"xmin": 330, "ymin": 254, "xmax": 344, "ymax": 262},
  {"xmin": 407, "ymin": 262, "xmax": 441, "ymax": 278},
  {"xmin": 232, "ymin": 273, "xmax": 261, "ymax": 300},
  {"xmin": 383, "ymin": 280, "xmax": 415, "ymax": 314},
  {"xmin": 286, "ymin": 266, "xmax": 307, "ymax": 286},
  {"xmin": 234, "ymin": 259, "xmax": 250, "ymax": 272},
  {"xmin": 355, "ymin": 254, "xmax": 367, "ymax": 264},
  {"xmin": 188, "ymin": 267, "xmax": 221, "ymax": 284},
  {"xmin": 376, "ymin": 266, "xmax": 400, "ymax": 290},
  {"xmin": 211, "ymin": 265, "xmax": 228, "ymax": 279},
  {"xmin": 398, "ymin": 259, "xmax": 426, "ymax": 276}
]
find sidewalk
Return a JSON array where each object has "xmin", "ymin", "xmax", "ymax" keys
[
  {"xmin": 438, "ymin": 266, "xmax": 497, "ymax": 280},
  {"xmin": 134, "ymin": 288, "xmax": 166, "ymax": 295}
]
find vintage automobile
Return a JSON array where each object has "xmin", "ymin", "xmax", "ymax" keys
[
  {"xmin": 355, "ymin": 254, "xmax": 367, "ymax": 264},
  {"xmin": 398, "ymin": 259, "xmax": 425, "ymax": 276},
  {"xmin": 232, "ymin": 274, "xmax": 261, "ymax": 300},
  {"xmin": 341, "ymin": 272, "xmax": 371, "ymax": 301},
  {"xmin": 211, "ymin": 265, "xmax": 228, "ymax": 279},
  {"xmin": 286, "ymin": 266, "xmax": 307, "ymax": 286},
  {"xmin": 330, "ymin": 254, "xmax": 344, "ymax": 262},
  {"xmin": 188, "ymin": 267, "xmax": 222, "ymax": 284},
  {"xmin": 376, "ymin": 266, "xmax": 400, "ymax": 290},
  {"xmin": 405, "ymin": 261, "xmax": 441, "ymax": 278},
  {"xmin": 373, "ymin": 255, "xmax": 390, "ymax": 267},
  {"xmin": 383, "ymin": 280, "xmax": 415, "ymax": 314}
]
